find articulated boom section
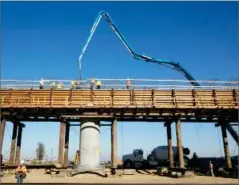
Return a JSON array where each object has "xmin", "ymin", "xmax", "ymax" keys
[{"xmin": 78, "ymin": 11, "xmax": 200, "ymax": 86}]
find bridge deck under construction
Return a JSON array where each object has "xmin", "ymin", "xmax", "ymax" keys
[{"xmin": 1, "ymin": 89, "xmax": 238, "ymax": 122}]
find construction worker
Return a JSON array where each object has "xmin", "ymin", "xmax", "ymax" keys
[
  {"xmin": 15, "ymin": 160, "xmax": 27, "ymax": 183},
  {"xmin": 70, "ymin": 81, "xmax": 76, "ymax": 90},
  {"xmin": 51, "ymin": 81, "xmax": 56, "ymax": 89},
  {"xmin": 126, "ymin": 78, "xmax": 131, "ymax": 89},
  {"xmin": 208, "ymin": 161, "xmax": 214, "ymax": 177},
  {"xmin": 90, "ymin": 78, "xmax": 95, "ymax": 90},
  {"xmin": 57, "ymin": 82, "xmax": 63, "ymax": 89},
  {"xmin": 39, "ymin": 78, "xmax": 44, "ymax": 89},
  {"xmin": 96, "ymin": 80, "xmax": 102, "ymax": 89}
]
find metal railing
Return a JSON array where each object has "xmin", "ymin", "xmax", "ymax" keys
[{"xmin": 0, "ymin": 79, "xmax": 238, "ymax": 90}]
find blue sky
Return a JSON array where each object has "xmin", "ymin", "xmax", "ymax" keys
[{"xmin": 1, "ymin": 1, "xmax": 238, "ymax": 161}]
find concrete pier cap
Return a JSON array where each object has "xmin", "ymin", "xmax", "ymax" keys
[{"xmin": 75, "ymin": 118, "xmax": 104, "ymax": 174}]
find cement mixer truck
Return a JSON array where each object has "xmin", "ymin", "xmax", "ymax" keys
[{"xmin": 122, "ymin": 146, "xmax": 190, "ymax": 169}]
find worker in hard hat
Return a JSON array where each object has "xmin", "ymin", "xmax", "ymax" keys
[
  {"xmin": 57, "ymin": 82, "xmax": 63, "ymax": 89},
  {"xmin": 51, "ymin": 81, "xmax": 56, "ymax": 89},
  {"xmin": 70, "ymin": 81, "xmax": 76, "ymax": 90},
  {"xmin": 207, "ymin": 161, "xmax": 214, "ymax": 176},
  {"xmin": 39, "ymin": 78, "xmax": 44, "ymax": 89},
  {"xmin": 126, "ymin": 78, "xmax": 131, "ymax": 89},
  {"xmin": 90, "ymin": 78, "xmax": 95, "ymax": 90},
  {"xmin": 96, "ymin": 80, "xmax": 102, "ymax": 89},
  {"xmin": 15, "ymin": 160, "xmax": 27, "ymax": 183}
]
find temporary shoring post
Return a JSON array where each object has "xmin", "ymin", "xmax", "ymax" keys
[
  {"xmin": 58, "ymin": 119, "xmax": 66, "ymax": 166},
  {"xmin": 64, "ymin": 122, "xmax": 70, "ymax": 167},
  {"xmin": 165, "ymin": 121, "xmax": 174, "ymax": 168},
  {"xmin": 221, "ymin": 123, "xmax": 232, "ymax": 168},
  {"xmin": 111, "ymin": 118, "xmax": 118, "ymax": 173},
  {"xmin": 15, "ymin": 124, "xmax": 23, "ymax": 165},
  {"xmin": 175, "ymin": 115, "xmax": 184, "ymax": 168},
  {"xmin": 0, "ymin": 118, "xmax": 6, "ymax": 160},
  {"xmin": 9, "ymin": 122, "xmax": 18, "ymax": 165}
]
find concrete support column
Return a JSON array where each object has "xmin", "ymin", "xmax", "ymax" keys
[
  {"xmin": 77, "ymin": 118, "xmax": 101, "ymax": 171},
  {"xmin": 64, "ymin": 122, "xmax": 70, "ymax": 167},
  {"xmin": 111, "ymin": 118, "xmax": 118, "ymax": 173},
  {"xmin": 175, "ymin": 115, "xmax": 184, "ymax": 168},
  {"xmin": 166, "ymin": 122, "xmax": 174, "ymax": 168},
  {"xmin": 0, "ymin": 118, "xmax": 6, "ymax": 158},
  {"xmin": 15, "ymin": 124, "xmax": 23, "ymax": 165},
  {"xmin": 58, "ymin": 120, "xmax": 66, "ymax": 166},
  {"xmin": 221, "ymin": 125, "xmax": 232, "ymax": 168},
  {"xmin": 9, "ymin": 123, "xmax": 18, "ymax": 165}
]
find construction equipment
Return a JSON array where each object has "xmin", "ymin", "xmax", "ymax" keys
[
  {"xmin": 78, "ymin": 11, "xmax": 238, "ymax": 145},
  {"xmin": 78, "ymin": 11, "xmax": 200, "ymax": 86},
  {"xmin": 122, "ymin": 146, "xmax": 190, "ymax": 169}
]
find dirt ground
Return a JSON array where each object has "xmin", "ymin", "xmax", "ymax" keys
[{"xmin": 0, "ymin": 169, "xmax": 238, "ymax": 184}]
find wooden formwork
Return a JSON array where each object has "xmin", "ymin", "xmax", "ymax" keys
[{"xmin": 0, "ymin": 89, "xmax": 238, "ymax": 109}]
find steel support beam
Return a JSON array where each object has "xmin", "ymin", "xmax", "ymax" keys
[
  {"xmin": 175, "ymin": 115, "xmax": 184, "ymax": 168},
  {"xmin": 64, "ymin": 122, "xmax": 70, "ymax": 167},
  {"xmin": 58, "ymin": 120, "xmax": 66, "ymax": 166},
  {"xmin": 0, "ymin": 118, "xmax": 6, "ymax": 160},
  {"xmin": 15, "ymin": 124, "xmax": 23, "ymax": 165},
  {"xmin": 9, "ymin": 122, "xmax": 18, "ymax": 165},
  {"xmin": 166, "ymin": 121, "xmax": 174, "ymax": 168},
  {"xmin": 221, "ymin": 125, "xmax": 232, "ymax": 168},
  {"xmin": 111, "ymin": 118, "xmax": 118, "ymax": 174}
]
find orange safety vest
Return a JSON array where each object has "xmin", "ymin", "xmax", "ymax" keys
[{"xmin": 16, "ymin": 165, "xmax": 27, "ymax": 174}]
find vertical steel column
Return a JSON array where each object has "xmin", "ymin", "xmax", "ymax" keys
[
  {"xmin": 0, "ymin": 118, "xmax": 6, "ymax": 159},
  {"xmin": 166, "ymin": 122, "xmax": 174, "ymax": 168},
  {"xmin": 9, "ymin": 123, "xmax": 18, "ymax": 165},
  {"xmin": 111, "ymin": 118, "xmax": 118, "ymax": 173},
  {"xmin": 175, "ymin": 115, "xmax": 184, "ymax": 168},
  {"xmin": 58, "ymin": 120, "xmax": 66, "ymax": 165},
  {"xmin": 15, "ymin": 125, "xmax": 23, "ymax": 165},
  {"xmin": 64, "ymin": 122, "xmax": 70, "ymax": 167},
  {"xmin": 221, "ymin": 124, "xmax": 232, "ymax": 168}
]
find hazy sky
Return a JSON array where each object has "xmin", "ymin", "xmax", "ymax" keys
[{"xmin": 1, "ymin": 1, "xmax": 238, "ymax": 161}]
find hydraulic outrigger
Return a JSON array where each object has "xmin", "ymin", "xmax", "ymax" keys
[{"xmin": 77, "ymin": 11, "xmax": 238, "ymax": 145}]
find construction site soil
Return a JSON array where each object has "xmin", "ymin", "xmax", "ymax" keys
[{"xmin": 0, "ymin": 169, "xmax": 238, "ymax": 184}]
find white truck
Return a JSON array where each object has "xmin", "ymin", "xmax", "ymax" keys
[{"xmin": 122, "ymin": 145, "xmax": 190, "ymax": 169}]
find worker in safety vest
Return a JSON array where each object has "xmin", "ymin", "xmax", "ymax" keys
[
  {"xmin": 90, "ymin": 78, "xmax": 95, "ymax": 90},
  {"xmin": 126, "ymin": 78, "xmax": 131, "ymax": 89},
  {"xmin": 70, "ymin": 81, "xmax": 76, "ymax": 90},
  {"xmin": 51, "ymin": 81, "xmax": 56, "ymax": 89},
  {"xmin": 96, "ymin": 80, "xmax": 102, "ymax": 89},
  {"xmin": 208, "ymin": 161, "xmax": 214, "ymax": 176},
  {"xmin": 15, "ymin": 160, "xmax": 27, "ymax": 183},
  {"xmin": 39, "ymin": 78, "xmax": 44, "ymax": 89},
  {"xmin": 57, "ymin": 82, "xmax": 63, "ymax": 89}
]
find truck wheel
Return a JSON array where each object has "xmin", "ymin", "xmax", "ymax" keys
[{"xmin": 123, "ymin": 160, "xmax": 133, "ymax": 169}]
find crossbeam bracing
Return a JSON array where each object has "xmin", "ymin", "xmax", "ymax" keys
[{"xmin": 0, "ymin": 79, "xmax": 238, "ymax": 90}]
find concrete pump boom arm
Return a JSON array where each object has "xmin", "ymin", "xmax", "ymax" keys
[{"xmin": 78, "ymin": 11, "xmax": 200, "ymax": 86}]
